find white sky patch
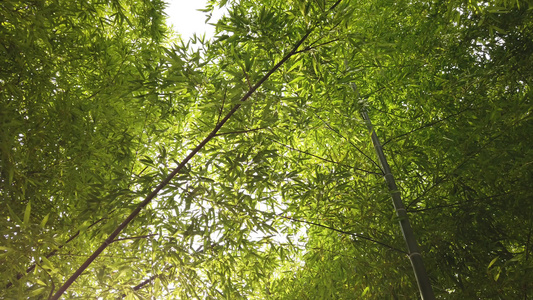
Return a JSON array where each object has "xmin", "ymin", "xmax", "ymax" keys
[{"xmin": 164, "ymin": 0, "xmax": 226, "ymax": 41}]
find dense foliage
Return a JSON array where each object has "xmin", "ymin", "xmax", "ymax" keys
[{"xmin": 1, "ymin": 0, "xmax": 532, "ymax": 298}]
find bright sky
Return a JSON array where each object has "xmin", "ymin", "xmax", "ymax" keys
[{"xmin": 164, "ymin": 0, "xmax": 225, "ymax": 41}]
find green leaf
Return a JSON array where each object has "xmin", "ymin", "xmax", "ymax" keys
[
  {"xmin": 23, "ymin": 202, "xmax": 31, "ymax": 226},
  {"xmin": 40, "ymin": 213, "xmax": 50, "ymax": 228},
  {"xmin": 6, "ymin": 203, "xmax": 22, "ymax": 224},
  {"xmin": 28, "ymin": 287, "xmax": 46, "ymax": 297},
  {"xmin": 494, "ymin": 269, "xmax": 501, "ymax": 281},
  {"xmin": 488, "ymin": 257, "xmax": 498, "ymax": 269}
]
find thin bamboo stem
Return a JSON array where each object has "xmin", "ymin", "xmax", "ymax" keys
[{"xmin": 361, "ymin": 110, "xmax": 435, "ymax": 299}]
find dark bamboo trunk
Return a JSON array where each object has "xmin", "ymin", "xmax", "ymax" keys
[{"xmin": 361, "ymin": 110, "xmax": 435, "ymax": 300}]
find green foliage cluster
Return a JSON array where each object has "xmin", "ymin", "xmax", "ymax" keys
[{"xmin": 1, "ymin": 0, "xmax": 532, "ymax": 298}]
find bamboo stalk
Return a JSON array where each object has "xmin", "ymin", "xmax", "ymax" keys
[{"xmin": 360, "ymin": 109, "xmax": 435, "ymax": 299}]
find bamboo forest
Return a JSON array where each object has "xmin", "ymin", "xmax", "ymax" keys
[{"xmin": 1, "ymin": 0, "xmax": 532, "ymax": 299}]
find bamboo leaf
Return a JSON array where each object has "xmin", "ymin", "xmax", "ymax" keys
[
  {"xmin": 23, "ymin": 202, "xmax": 31, "ymax": 226},
  {"xmin": 40, "ymin": 213, "xmax": 50, "ymax": 228}
]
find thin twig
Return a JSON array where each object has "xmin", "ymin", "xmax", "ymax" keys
[
  {"xmin": 214, "ymin": 127, "xmax": 267, "ymax": 137},
  {"xmin": 241, "ymin": 65, "xmax": 253, "ymax": 90},
  {"xmin": 216, "ymin": 89, "xmax": 227, "ymax": 126},
  {"xmin": 112, "ymin": 234, "xmax": 157, "ymax": 243},
  {"xmin": 45, "ymin": 268, "xmax": 55, "ymax": 300},
  {"xmin": 406, "ymin": 177, "xmax": 445, "ymax": 210},
  {"xmin": 293, "ymin": 38, "xmax": 340, "ymax": 54},
  {"xmin": 383, "ymin": 107, "xmax": 472, "ymax": 146},
  {"xmin": 133, "ymin": 274, "xmax": 158, "ymax": 291},
  {"xmin": 267, "ymin": 137, "xmax": 380, "ymax": 175},
  {"xmin": 6, "ymin": 214, "xmax": 110, "ymax": 289},
  {"xmin": 407, "ymin": 130, "xmax": 505, "ymax": 209},
  {"xmin": 407, "ymin": 192, "xmax": 513, "ymax": 213},
  {"xmin": 280, "ymin": 215, "xmax": 407, "ymax": 255},
  {"xmin": 119, "ymin": 272, "xmax": 161, "ymax": 299},
  {"xmin": 312, "ymin": 111, "xmax": 383, "ymax": 172}
]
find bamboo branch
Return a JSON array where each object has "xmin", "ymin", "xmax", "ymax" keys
[
  {"xmin": 241, "ymin": 65, "xmax": 253, "ymax": 90},
  {"xmin": 112, "ymin": 234, "xmax": 156, "ymax": 243},
  {"xmin": 407, "ymin": 130, "xmax": 506, "ymax": 210},
  {"xmin": 216, "ymin": 89, "xmax": 227, "ymax": 126},
  {"xmin": 312, "ymin": 110, "xmax": 383, "ymax": 172},
  {"xmin": 50, "ymin": 22, "xmax": 315, "ymax": 300},
  {"xmin": 382, "ymin": 107, "xmax": 472, "ymax": 146},
  {"xmin": 267, "ymin": 137, "xmax": 381, "ymax": 175},
  {"xmin": 46, "ymin": 269, "xmax": 55, "ymax": 300},
  {"xmin": 6, "ymin": 215, "xmax": 109, "ymax": 289},
  {"xmin": 407, "ymin": 192, "xmax": 512, "ymax": 213},
  {"xmin": 214, "ymin": 126, "xmax": 267, "ymax": 137},
  {"xmin": 281, "ymin": 215, "xmax": 407, "ymax": 255},
  {"xmin": 120, "ymin": 273, "xmax": 159, "ymax": 298},
  {"xmin": 293, "ymin": 38, "xmax": 340, "ymax": 54}
]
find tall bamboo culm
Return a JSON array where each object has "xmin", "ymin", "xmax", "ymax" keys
[{"xmin": 360, "ymin": 105, "xmax": 435, "ymax": 299}]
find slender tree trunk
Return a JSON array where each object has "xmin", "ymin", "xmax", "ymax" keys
[{"xmin": 360, "ymin": 110, "xmax": 435, "ymax": 300}]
